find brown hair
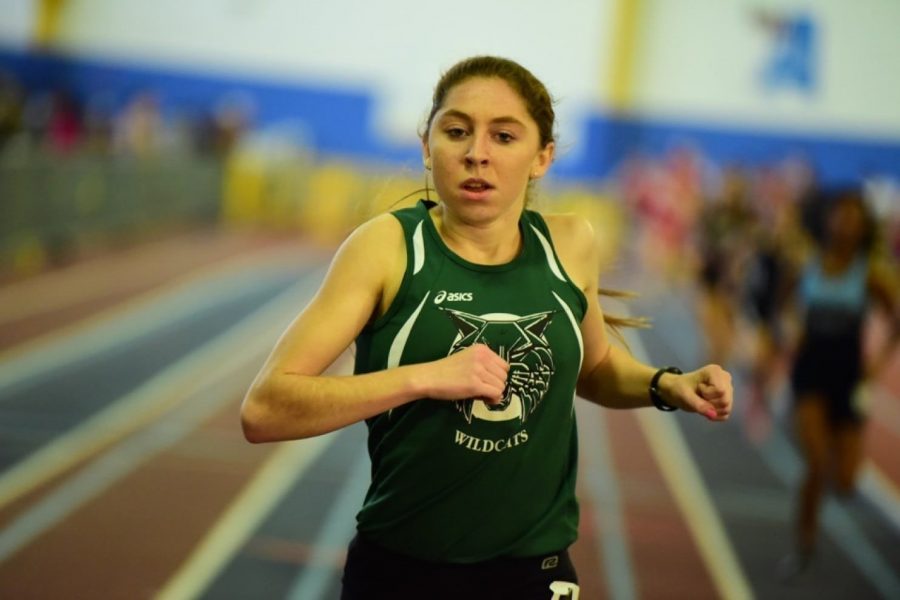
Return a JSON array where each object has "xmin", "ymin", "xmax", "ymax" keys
[
  {"xmin": 827, "ymin": 187, "xmax": 878, "ymax": 254},
  {"xmin": 422, "ymin": 55, "xmax": 556, "ymax": 149}
]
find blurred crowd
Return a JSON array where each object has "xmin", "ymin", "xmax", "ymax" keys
[
  {"xmin": 620, "ymin": 146, "xmax": 900, "ymax": 278},
  {"xmin": 0, "ymin": 68, "xmax": 249, "ymax": 160},
  {"xmin": 0, "ymin": 68, "xmax": 264, "ymax": 279},
  {"xmin": 617, "ymin": 145, "xmax": 900, "ymax": 441}
]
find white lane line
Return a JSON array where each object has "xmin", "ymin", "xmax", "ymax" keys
[
  {"xmin": 855, "ymin": 378, "xmax": 900, "ymax": 532},
  {"xmin": 576, "ymin": 403, "xmax": 637, "ymax": 600},
  {"xmin": 157, "ymin": 434, "xmax": 338, "ymax": 600},
  {"xmin": 859, "ymin": 462, "xmax": 900, "ymax": 533},
  {"xmin": 0, "ymin": 350, "xmax": 259, "ymax": 563},
  {"xmin": 0, "ymin": 254, "xmax": 309, "ymax": 394},
  {"xmin": 625, "ymin": 328, "xmax": 754, "ymax": 600},
  {"xmin": 0, "ymin": 238, "xmax": 319, "ymax": 325},
  {"xmin": 758, "ymin": 432, "xmax": 900, "ymax": 598},
  {"xmin": 286, "ymin": 446, "xmax": 370, "ymax": 600},
  {"xmin": 0, "ymin": 269, "xmax": 325, "ymax": 511},
  {"xmin": 635, "ymin": 411, "xmax": 753, "ymax": 600},
  {"xmin": 159, "ymin": 349, "xmax": 356, "ymax": 600}
]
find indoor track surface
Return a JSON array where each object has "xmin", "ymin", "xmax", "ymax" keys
[{"xmin": 0, "ymin": 230, "xmax": 898, "ymax": 599}]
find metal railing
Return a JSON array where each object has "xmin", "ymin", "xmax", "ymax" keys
[{"xmin": 1, "ymin": 143, "xmax": 222, "ymax": 272}]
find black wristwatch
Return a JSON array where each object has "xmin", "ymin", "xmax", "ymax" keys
[{"xmin": 649, "ymin": 366, "xmax": 682, "ymax": 411}]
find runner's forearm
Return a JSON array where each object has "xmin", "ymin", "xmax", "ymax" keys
[
  {"xmin": 577, "ymin": 345, "xmax": 665, "ymax": 409},
  {"xmin": 241, "ymin": 365, "xmax": 430, "ymax": 442}
]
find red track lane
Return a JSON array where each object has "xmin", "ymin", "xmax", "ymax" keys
[
  {"xmin": 0, "ymin": 228, "xmax": 326, "ymax": 352},
  {"xmin": 0, "ymin": 396, "xmax": 275, "ymax": 599},
  {"xmin": 868, "ymin": 420, "xmax": 900, "ymax": 484},
  {"xmin": 865, "ymin": 351, "xmax": 900, "ymax": 486},
  {"xmin": 569, "ymin": 478, "xmax": 609, "ymax": 600},
  {"xmin": 605, "ymin": 410, "xmax": 719, "ymax": 599}
]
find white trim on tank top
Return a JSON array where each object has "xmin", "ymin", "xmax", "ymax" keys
[
  {"xmin": 412, "ymin": 220, "xmax": 425, "ymax": 275},
  {"xmin": 530, "ymin": 225, "xmax": 566, "ymax": 282},
  {"xmin": 553, "ymin": 291, "xmax": 584, "ymax": 368}
]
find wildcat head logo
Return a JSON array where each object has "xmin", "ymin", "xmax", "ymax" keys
[{"xmin": 442, "ymin": 308, "xmax": 555, "ymax": 424}]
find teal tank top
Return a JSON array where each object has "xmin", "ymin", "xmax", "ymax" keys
[
  {"xmin": 799, "ymin": 255, "xmax": 868, "ymax": 339},
  {"xmin": 353, "ymin": 199, "xmax": 588, "ymax": 562}
]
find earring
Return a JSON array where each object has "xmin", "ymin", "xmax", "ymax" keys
[{"xmin": 424, "ymin": 157, "xmax": 432, "ymax": 171}]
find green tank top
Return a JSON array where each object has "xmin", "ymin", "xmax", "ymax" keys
[{"xmin": 354, "ymin": 199, "xmax": 587, "ymax": 562}]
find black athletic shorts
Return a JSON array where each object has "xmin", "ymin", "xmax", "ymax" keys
[
  {"xmin": 791, "ymin": 337, "xmax": 864, "ymax": 425},
  {"xmin": 340, "ymin": 534, "xmax": 579, "ymax": 600}
]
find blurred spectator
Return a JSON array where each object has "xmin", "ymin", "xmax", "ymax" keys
[
  {"xmin": 21, "ymin": 89, "xmax": 54, "ymax": 147},
  {"xmin": 865, "ymin": 175, "xmax": 900, "ymax": 260},
  {"xmin": 113, "ymin": 90, "xmax": 164, "ymax": 158},
  {"xmin": 212, "ymin": 92, "xmax": 255, "ymax": 157},
  {"xmin": 619, "ymin": 146, "xmax": 709, "ymax": 279},
  {"xmin": 46, "ymin": 88, "xmax": 84, "ymax": 154},
  {"xmin": 694, "ymin": 166, "xmax": 757, "ymax": 365},
  {"xmin": 0, "ymin": 69, "xmax": 23, "ymax": 150},
  {"xmin": 82, "ymin": 91, "xmax": 116, "ymax": 155}
]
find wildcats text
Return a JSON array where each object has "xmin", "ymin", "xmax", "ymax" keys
[{"xmin": 453, "ymin": 429, "xmax": 529, "ymax": 453}]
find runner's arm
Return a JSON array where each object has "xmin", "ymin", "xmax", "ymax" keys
[
  {"xmin": 241, "ymin": 215, "xmax": 507, "ymax": 442},
  {"xmin": 546, "ymin": 214, "xmax": 732, "ymax": 419}
]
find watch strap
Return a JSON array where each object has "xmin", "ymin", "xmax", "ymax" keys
[{"xmin": 650, "ymin": 366, "xmax": 682, "ymax": 411}]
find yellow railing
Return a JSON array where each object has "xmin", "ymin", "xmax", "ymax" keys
[{"xmin": 221, "ymin": 148, "xmax": 625, "ymax": 267}]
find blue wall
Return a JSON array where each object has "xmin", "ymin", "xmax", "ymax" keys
[
  {"xmin": 3, "ymin": 48, "xmax": 898, "ymax": 184},
  {"xmin": 561, "ymin": 113, "xmax": 900, "ymax": 184}
]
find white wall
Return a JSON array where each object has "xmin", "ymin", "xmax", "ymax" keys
[
  {"xmin": 6, "ymin": 0, "xmax": 899, "ymax": 142},
  {"xmin": 633, "ymin": 0, "xmax": 900, "ymax": 137},
  {"xmin": 48, "ymin": 0, "xmax": 615, "ymax": 144},
  {"xmin": 0, "ymin": 0, "xmax": 37, "ymax": 48}
]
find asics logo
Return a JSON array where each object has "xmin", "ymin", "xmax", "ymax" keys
[{"xmin": 433, "ymin": 290, "xmax": 473, "ymax": 304}]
